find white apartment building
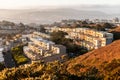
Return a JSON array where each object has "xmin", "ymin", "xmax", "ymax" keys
[
  {"xmin": 23, "ymin": 32, "xmax": 66, "ymax": 61},
  {"xmin": 51, "ymin": 27, "xmax": 113, "ymax": 50},
  {"xmin": 29, "ymin": 37, "xmax": 55, "ymax": 51},
  {"xmin": 51, "ymin": 45, "xmax": 66, "ymax": 54}
]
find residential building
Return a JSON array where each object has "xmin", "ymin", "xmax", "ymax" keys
[
  {"xmin": 33, "ymin": 32, "xmax": 50, "ymax": 39},
  {"xmin": 51, "ymin": 45, "xmax": 66, "ymax": 54},
  {"xmin": 23, "ymin": 32, "xmax": 66, "ymax": 62},
  {"xmin": 51, "ymin": 27, "xmax": 113, "ymax": 50}
]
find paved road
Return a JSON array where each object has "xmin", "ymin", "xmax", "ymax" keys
[{"xmin": 3, "ymin": 51, "xmax": 16, "ymax": 68}]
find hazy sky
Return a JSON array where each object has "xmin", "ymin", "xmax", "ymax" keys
[{"xmin": 0, "ymin": 0, "xmax": 120, "ymax": 9}]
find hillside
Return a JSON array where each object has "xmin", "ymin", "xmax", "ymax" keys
[
  {"xmin": 67, "ymin": 40, "xmax": 120, "ymax": 79},
  {"xmin": 67, "ymin": 40, "xmax": 120, "ymax": 66},
  {"xmin": 110, "ymin": 26, "xmax": 120, "ymax": 32}
]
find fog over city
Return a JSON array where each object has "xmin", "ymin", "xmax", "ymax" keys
[{"xmin": 0, "ymin": 0, "xmax": 119, "ymax": 24}]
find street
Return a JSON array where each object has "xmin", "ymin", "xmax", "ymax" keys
[{"xmin": 3, "ymin": 51, "xmax": 16, "ymax": 68}]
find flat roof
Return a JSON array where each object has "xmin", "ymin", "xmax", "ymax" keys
[{"xmin": 32, "ymin": 37, "xmax": 55, "ymax": 44}]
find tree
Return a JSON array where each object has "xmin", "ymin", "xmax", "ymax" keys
[
  {"xmin": 103, "ymin": 23, "xmax": 113, "ymax": 29},
  {"xmin": 0, "ymin": 63, "xmax": 4, "ymax": 71},
  {"xmin": 11, "ymin": 45, "xmax": 29, "ymax": 66},
  {"xmin": 2, "ymin": 20, "xmax": 15, "ymax": 26},
  {"xmin": 39, "ymin": 26, "xmax": 46, "ymax": 33},
  {"xmin": 50, "ymin": 31, "xmax": 68, "ymax": 44}
]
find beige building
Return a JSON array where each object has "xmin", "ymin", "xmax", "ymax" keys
[
  {"xmin": 51, "ymin": 45, "xmax": 66, "ymax": 54},
  {"xmin": 33, "ymin": 32, "xmax": 50, "ymax": 39},
  {"xmin": 51, "ymin": 27, "xmax": 113, "ymax": 50}
]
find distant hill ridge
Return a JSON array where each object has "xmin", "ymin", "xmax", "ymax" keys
[{"xmin": 0, "ymin": 8, "xmax": 109, "ymax": 24}]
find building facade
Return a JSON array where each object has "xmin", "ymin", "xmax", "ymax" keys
[
  {"xmin": 51, "ymin": 27, "xmax": 113, "ymax": 50},
  {"xmin": 23, "ymin": 32, "xmax": 66, "ymax": 62}
]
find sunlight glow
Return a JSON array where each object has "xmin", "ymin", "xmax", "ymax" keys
[{"xmin": 0, "ymin": 0, "xmax": 119, "ymax": 9}]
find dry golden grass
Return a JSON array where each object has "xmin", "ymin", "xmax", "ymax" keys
[{"xmin": 67, "ymin": 40, "xmax": 120, "ymax": 74}]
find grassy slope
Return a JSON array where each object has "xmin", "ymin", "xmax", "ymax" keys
[{"xmin": 66, "ymin": 40, "xmax": 120, "ymax": 78}]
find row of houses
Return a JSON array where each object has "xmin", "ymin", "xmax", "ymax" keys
[
  {"xmin": 23, "ymin": 32, "xmax": 66, "ymax": 62},
  {"xmin": 50, "ymin": 27, "xmax": 113, "ymax": 50},
  {"xmin": 33, "ymin": 32, "xmax": 50, "ymax": 39}
]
